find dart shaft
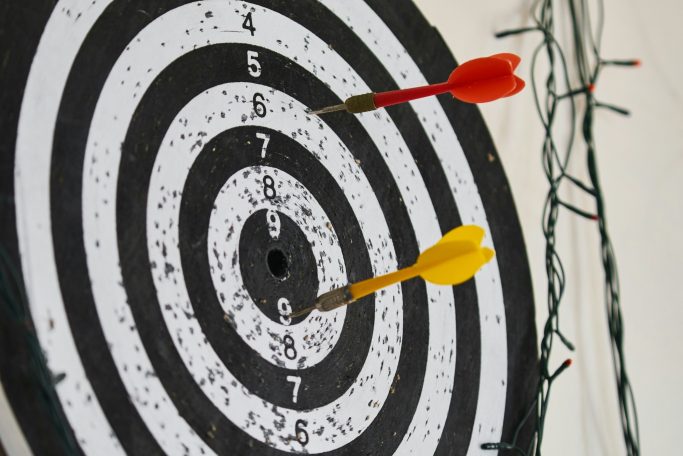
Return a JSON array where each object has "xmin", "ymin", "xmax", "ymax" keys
[
  {"xmin": 373, "ymin": 81, "xmax": 452, "ymax": 109},
  {"xmin": 342, "ymin": 82, "xmax": 453, "ymax": 114},
  {"xmin": 309, "ymin": 81, "xmax": 454, "ymax": 116},
  {"xmin": 349, "ymin": 265, "xmax": 419, "ymax": 300}
]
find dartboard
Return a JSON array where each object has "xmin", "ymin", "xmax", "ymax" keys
[{"xmin": 0, "ymin": 0, "xmax": 537, "ymax": 454}]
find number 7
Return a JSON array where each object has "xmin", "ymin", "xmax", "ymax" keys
[
  {"xmin": 286, "ymin": 375, "xmax": 301, "ymax": 403},
  {"xmin": 256, "ymin": 132, "xmax": 270, "ymax": 158}
]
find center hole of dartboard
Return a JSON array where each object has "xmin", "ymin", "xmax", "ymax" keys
[{"xmin": 266, "ymin": 248, "xmax": 289, "ymax": 280}]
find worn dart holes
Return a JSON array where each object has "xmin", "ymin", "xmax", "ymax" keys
[{"xmin": 267, "ymin": 248, "xmax": 289, "ymax": 279}]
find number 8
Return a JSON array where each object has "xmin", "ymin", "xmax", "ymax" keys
[{"xmin": 283, "ymin": 335, "xmax": 297, "ymax": 360}]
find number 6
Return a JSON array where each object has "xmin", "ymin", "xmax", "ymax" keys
[
  {"xmin": 247, "ymin": 50, "xmax": 261, "ymax": 77},
  {"xmin": 295, "ymin": 419, "xmax": 309, "ymax": 446},
  {"xmin": 253, "ymin": 93, "xmax": 266, "ymax": 118}
]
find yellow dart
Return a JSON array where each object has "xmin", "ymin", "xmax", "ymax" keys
[{"xmin": 289, "ymin": 225, "xmax": 494, "ymax": 317}]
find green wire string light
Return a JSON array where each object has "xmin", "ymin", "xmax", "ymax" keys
[
  {"xmin": 0, "ymin": 244, "xmax": 78, "ymax": 455},
  {"xmin": 482, "ymin": 0, "xmax": 640, "ymax": 454}
]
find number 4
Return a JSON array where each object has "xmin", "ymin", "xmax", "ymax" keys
[
  {"xmin": 286, "ymin": 375, "xmax": 301, "ymax": 403},
  {"xmin": 242, "ymin": 12, "xmax": 255, "ymax": 36}
]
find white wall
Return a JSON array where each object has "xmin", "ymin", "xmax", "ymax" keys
[{"xmin": 413, "ymin": 0, "xmax": 683, "ymax": 454}]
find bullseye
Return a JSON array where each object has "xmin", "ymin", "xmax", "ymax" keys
[{"xmin": 266, "ymin": 248, "xmax": 289, "ymax": 280}]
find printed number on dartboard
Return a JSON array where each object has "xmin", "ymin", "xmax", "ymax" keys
[
  {"xmin": 242, "ymin": 12, "xmax": 255, "ymax": 36},
  {"xmin": 283, "ymin": 334, "xmax": 297, "ymax": 360},
  {"xmin": 263, "ymin": 175, "xmax": 276, "ymax": 199},
  {"xmin": 252, "ymin": 93, "xmax": 267, "ymax": 117},
  {"xmin": 295, "ymin": 419, "xmax": 309, "ymax": 446},
  {"xmin": 263, "ymin": 206, "xmax": 303, "ymax": 404},
  {"xmin": 256, "ymin": 132, "xmax": 270, "ymax": 158},
  {"xmin": 247, "ymin": 50, "xmax": 261, "ymax": 77}
]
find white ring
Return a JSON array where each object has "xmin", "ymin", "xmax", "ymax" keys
[
  {"xmin": 206, "ymin": 166, "xmax": 346, "ymax": 368},
  {"xmin": 148, "ymin": 83, "xmax": 400, "ymax": 452}
]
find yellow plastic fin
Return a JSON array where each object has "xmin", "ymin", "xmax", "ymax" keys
[
  {"xmin": 438, "ymin": 225, "xmax": 485, "ymax": 246},
  {"xmin": 481, "ymin": 247, "xmax": 495, "ymax": 263},
  {"xmin": 417, "ymin": 241, "xmax": 495, "ymax": 286}
]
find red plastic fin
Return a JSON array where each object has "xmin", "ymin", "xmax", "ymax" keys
[
  {"xmin": 450, "ymin": 75, "xmax": 517, "ymax": 103},
  {"xmin": 489, "ymin": 52, "xmax": 521, "ymax": 70},
  {"xmin": 502, "ymin": 75, "xmax": 526, "ymax": 97},
  {"xmin": 448, "ymin": 56, "xmax": 516, "ymax": 103}
]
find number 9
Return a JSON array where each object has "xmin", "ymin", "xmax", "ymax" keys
[
  {"xmin": 266, "ymin": 209, "xmax": 280, "ymax": 239},
  {"xmin": 278, "ymin": 297, "xmax": 292, "ymax": 325}
]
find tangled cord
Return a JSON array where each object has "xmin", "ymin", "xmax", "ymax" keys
[
  {"xmin": 482, "ymin": 0, "xmax": 640, "ymax": 454},
  {"xmin": 0, "ymin": 243, "xmax": 78, "ymax": 455}
]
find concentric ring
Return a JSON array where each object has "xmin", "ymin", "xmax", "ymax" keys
[
  {"xmin": 132, "ymin": 81, "xmax": 405, "ymax": 452},
  {"xmin": 179, "ymin": 126, "xmax": 379, "ymax": 410},
  {"xmin": 206, "ymin": 165, "xmax": 346, "ymax": 367}
]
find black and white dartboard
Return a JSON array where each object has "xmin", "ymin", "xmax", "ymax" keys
[{"xmin": 0, "ymin": 0, "xmax": 537, "ymax": 454}]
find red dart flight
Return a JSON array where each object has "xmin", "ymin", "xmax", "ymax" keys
[{"xmin": 308, "ymin": 53, "xmax": 525, "ymax": 115}]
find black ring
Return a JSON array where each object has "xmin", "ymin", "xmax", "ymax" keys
[
  {"xmin": 115, "ymin": 41, "xmax": 430, "ymax": 454},
  {"xmin": 179, "ymin": 126, "xmax": 376, "ymax": 410}
]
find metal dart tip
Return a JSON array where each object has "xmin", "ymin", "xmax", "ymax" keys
[
  {"xmin": 288, "ymin": 286, "xmax": 354, "ymax": 319},
  {"xmin": 306, "ymin": 103, "xmax": 348, "ymax": 116},
  {"xmin": 289, "ymin": 305, "xmax": 316, "ymax": 318}
]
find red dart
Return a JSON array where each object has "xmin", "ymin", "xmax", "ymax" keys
[{"xmin": 308, "ymin": 53, "xmax": 525, "ymax": 115}]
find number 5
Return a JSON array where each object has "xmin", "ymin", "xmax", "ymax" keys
[{"xmin": 247, "ymin": 50, "xmax": 261, "ymax": 77}]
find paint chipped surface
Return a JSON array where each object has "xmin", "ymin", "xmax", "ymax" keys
[{"xmin": 13, "ymin": 0, "xmax": 508, "ymax": 453}]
